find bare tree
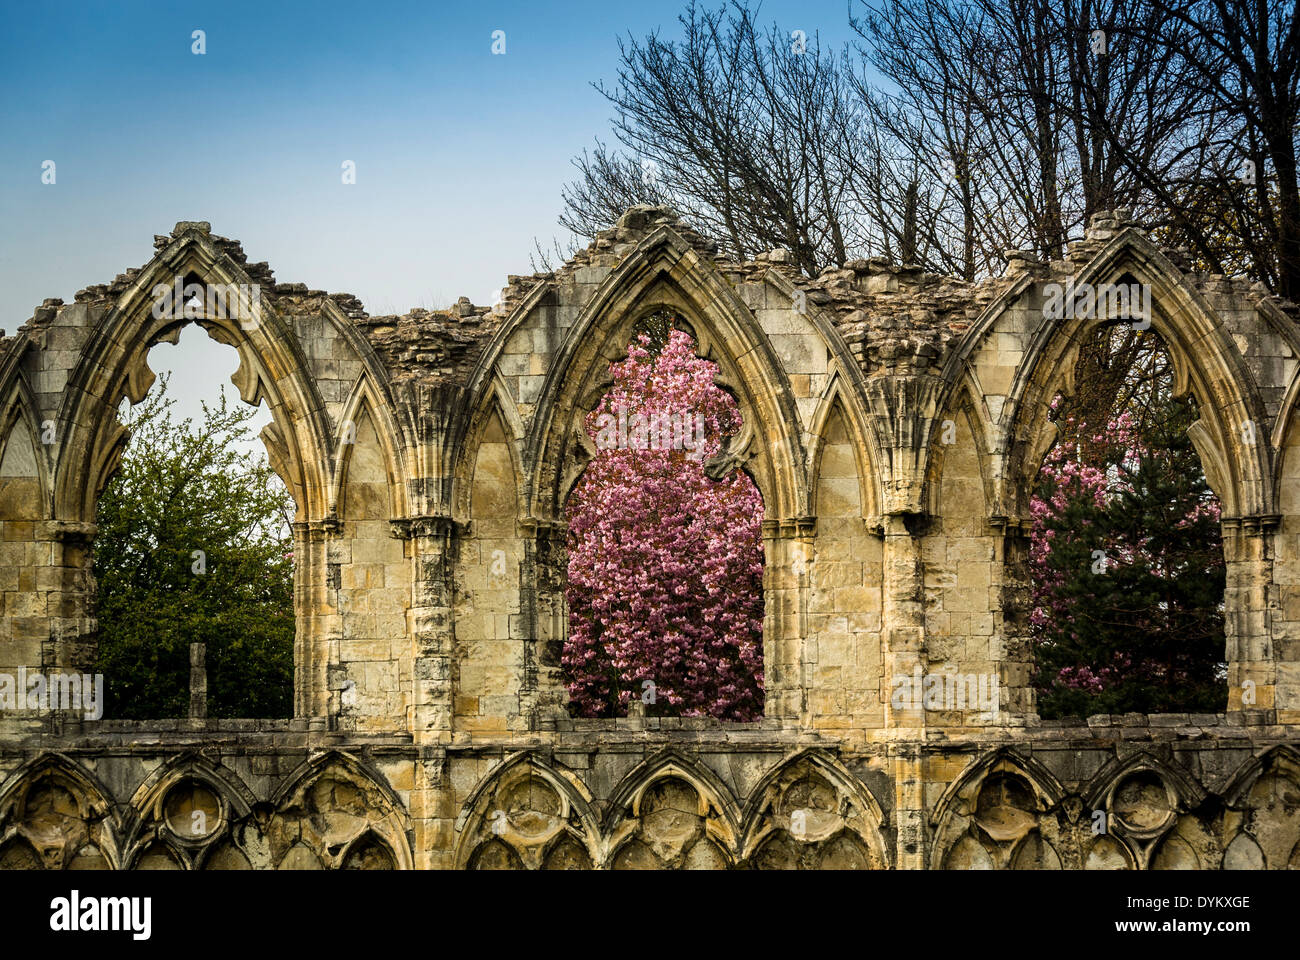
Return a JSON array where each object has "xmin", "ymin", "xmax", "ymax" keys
[
  {"xmin": 854, "ymin": 0, "xmax": 1212, "ymax": 268},
  {"xmin": 559, "ymin": 0, "xmax": 1297, "ymax": 293},
  {"xmin": 559, "ymin": 1, "xmax": 887, "ymax": 275},
  {"xmin": 1109, "ymin": 0, "xmax": 1300, "ymax": 296},
  {"xmin": 852, "ymin": 0, "xmax": 1001, "ymax": 278}
]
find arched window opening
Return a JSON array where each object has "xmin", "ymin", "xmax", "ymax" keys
[
  {"xmin": 92, "ymin": 325, "xmax": 295, "ymax": 719},
  {"xmin": 1029, "ymin": 324, "xmax": 1226, "ymax": 717},
  {"xmin": 561, "ymin": 312, "xmax": 765, "ymax": 720}
]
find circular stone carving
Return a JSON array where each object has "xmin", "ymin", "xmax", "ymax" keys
[
  {"xmin": 162, "ymin": 780, "xmax": 221, "ymax": 841},
  {"xmin": 1111, "ymin": 771, "xmax": 1174, "ymax": 835},
  {"xmin": 779, "ymin": 776, "xmax": 840, "ymax": 842}
]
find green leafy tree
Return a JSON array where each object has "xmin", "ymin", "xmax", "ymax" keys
[{"xmin": 92, "ymin": 374, "xmax": 295, "ymax": 719}]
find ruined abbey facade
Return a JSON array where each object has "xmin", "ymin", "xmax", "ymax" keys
[{"xmin": 1, "ymin": 206, "xmax": 1298, "ymax": 870}]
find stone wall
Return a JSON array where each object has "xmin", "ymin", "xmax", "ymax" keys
[{"xmin": 0, "ymin": 208, "xmax": 1298, "ymax": 869}]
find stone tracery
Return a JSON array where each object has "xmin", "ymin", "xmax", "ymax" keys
[{"xmin": 0, "ymin": 209, "xmax": 1296, "ymax": 867}]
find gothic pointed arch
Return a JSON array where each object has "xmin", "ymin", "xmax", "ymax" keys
[
  {"xmin": 0, "ymin": 753, "xmax": 115, "ymax": 814},
  {"xmin": 1219, "ymin": 745, "xmax": 1300, "ymax": 869},
  {"xmin": 513, "ymin": 226, "xmax": 808, "ymax": 525},
  {"xmin": 451, "ymin": 379, "xmax": 525, "ymax": 525},
  {"xmin": 806, "ymin": 372, "xmax": 881, "ymax": 522},
  {"xmin": 924, "ymin": 380, "xmax": 996, "ymax": 520},
  {"xmin": 762, "ymin": 267, "xmax": 887, "ymax": 519},
  {"xmin": 52, "ymin": 226, "xmax": 335, "ymax": 524},
  {"xmin": 603, "ymin": 748, "xmax": 741, "ymax": 867},
  {"xmin": 930, "ymin": 748, "xmax": 1066, "ymax": 829},
  {"xmin": 122, "ymin": 751, "xmax": 255, "ymax": 871},
  {"xmin": 0, "ymin": 375, "xmax": 53, "ymax": 520},
  {"xmin": 0, "ymin": 753, "xmax": 118, "ymax": 870},
  {"xmin": 993, "ymin": 231, "xmax": 1270, "ymax": 522},
  {"xmin": 453, "ymin": 751, "xmax": 599, "ymax": 869},
  {"xmin": 1221, "ymin": 744, "xmax": 1300, "ymax": 806},
  {"xmin": 126, "ymin": 751, "xmax": 257, "ymax": 827},
  {"xmin": 738, "ymin": 748, "xmax": 889, "ymax": 868},
  {"xmin": 1083, "ymin": 751, "xmax": 1207, "ymax": 813},
  {"xmin": 1078, "ymin": 752, "xmax": 1211, "ymax": 868},
  {"xmin": 929, "ymin": 748, "xmax": 1066, "ymax": 870},
  {"xmin": 1258, "ymin": 295, "xmax": 1300, "ymax": 490},
  {"xmin": 339, "ymin": 831, "xmax": 398, "ymax": 869},
  {"xmin": 329, "ymin": 373, "xmax": 409, "ymax": 520},
  {"xmin": 269, "ymin": 750, "xmax": 413, "ymax": 869}
]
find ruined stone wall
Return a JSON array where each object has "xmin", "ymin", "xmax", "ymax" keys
[{"xmin": 1, "ymin": 209, "xmax": 1298, "ymax": 869}]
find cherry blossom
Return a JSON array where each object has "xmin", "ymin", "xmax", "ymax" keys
[{"xmin": 563, "ymin": 328, "xmax": 765, "ymax": 720}]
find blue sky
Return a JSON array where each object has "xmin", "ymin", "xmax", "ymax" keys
[
  {"xmin": 0, "ymin": 0, "xmax": 862, "ymax": 431},
  {"xmin": 1, "ymin": 0, "xmax": 863, "ymax": 317}
]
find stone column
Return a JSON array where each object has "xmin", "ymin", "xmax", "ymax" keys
[
  {"xmin": 393, "ymin": 515, "xmax": 461, "ymax": 744},
  {"xmin": 881, "ymin": 512, "xmax": 929, "ymax": 869},
  {"xmin": 892, "ymin": 743, "xmax": 929, "ymax": 869},
  {"xmin": 291, "ymin": 517, "xmax": 339, "ymax": 721},
  {"xmin": 882, "ymin": 514, "xmax": 926, "ymax": 729},
  {"xmin": 414, "ymin": 746, "xmax": 451, "ymax": 869},
  {"xmin": 393, "ymin": 514, "xmax": 464, "ymax": 871},
  {"xmin": 1223, "ymin": 516, "xmax": 1277, "ymax": 721},
  {"xmin": 762, "ymin": 517, "xmax": 815, "ymax": 723},
  {"xmin": 992, "ymin": 517, "xmax": 1036, "ymax": 721},
  {"xmin": 519, "ymin": 518, "xmax": 569, "ymax": 730},
  {"xmin": 44, "ymin": 520, "xmax": 97, "ymax": 674}
]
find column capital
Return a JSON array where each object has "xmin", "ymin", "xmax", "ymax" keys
[
  {"xmin": 292, "ymin": 517, "xmax": 342, "ymax": 541},
  {"xmin": 761, "ymin": 516, "xmax": 816, "ymax": 539},
  {"xmin": 1221, "ymin": 514, "xmax": 1281, "ymax": 535},
  {"xmin": 989, "ymin": 514, "xmax": 1031, "ymax": 535}
]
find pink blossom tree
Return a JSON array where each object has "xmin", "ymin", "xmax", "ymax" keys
[{"xmin": 563, "ymin": 325, "xmax": 765, "ymax": 720}]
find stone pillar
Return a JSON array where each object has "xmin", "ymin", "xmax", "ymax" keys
[
  {"xmin": 391, "ymin": 516, "xmax": 459, "ymax": 743},
  {"xmin": 882, "ymin": 514, "xmax": 926, "ymax": 730},
  {"xmin": 892, "ymin": 743, "xmax": 929, "ymax": 869},
  {"xmin": 291, "ymin": 518, "xmax": 338, "ymax": 721},
  {"xmin": 762, "ymin": 517, "xmax": 815, "ymax": 723},
  {"xmin": 45, "ymin": 521, "xmax": 98, "ymax": 675},
  {"xmin": 189, "ymin": 642, "xmax": 207, "ymax": 719},
  {"xmin": 881, "ymin": 513, "xmax": 930, "ymax": 869},
  {"xmin": 1223, "ymin": 517, "xmax": 1277, "ymax": 720},
  {"xmin": 393, "ymin": 515, "xmax": 462, "ymax": 870},
  {"xmin": 992, "ymin": 517, "xmax": 1036, "ymax": 720},
  {"xmin": 413, "ymin": 746, "xmax": 452, "ymax": 869},
  {"xmin": 519, "ymin": 518, "xmax": 569, "ymax": 730}
]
